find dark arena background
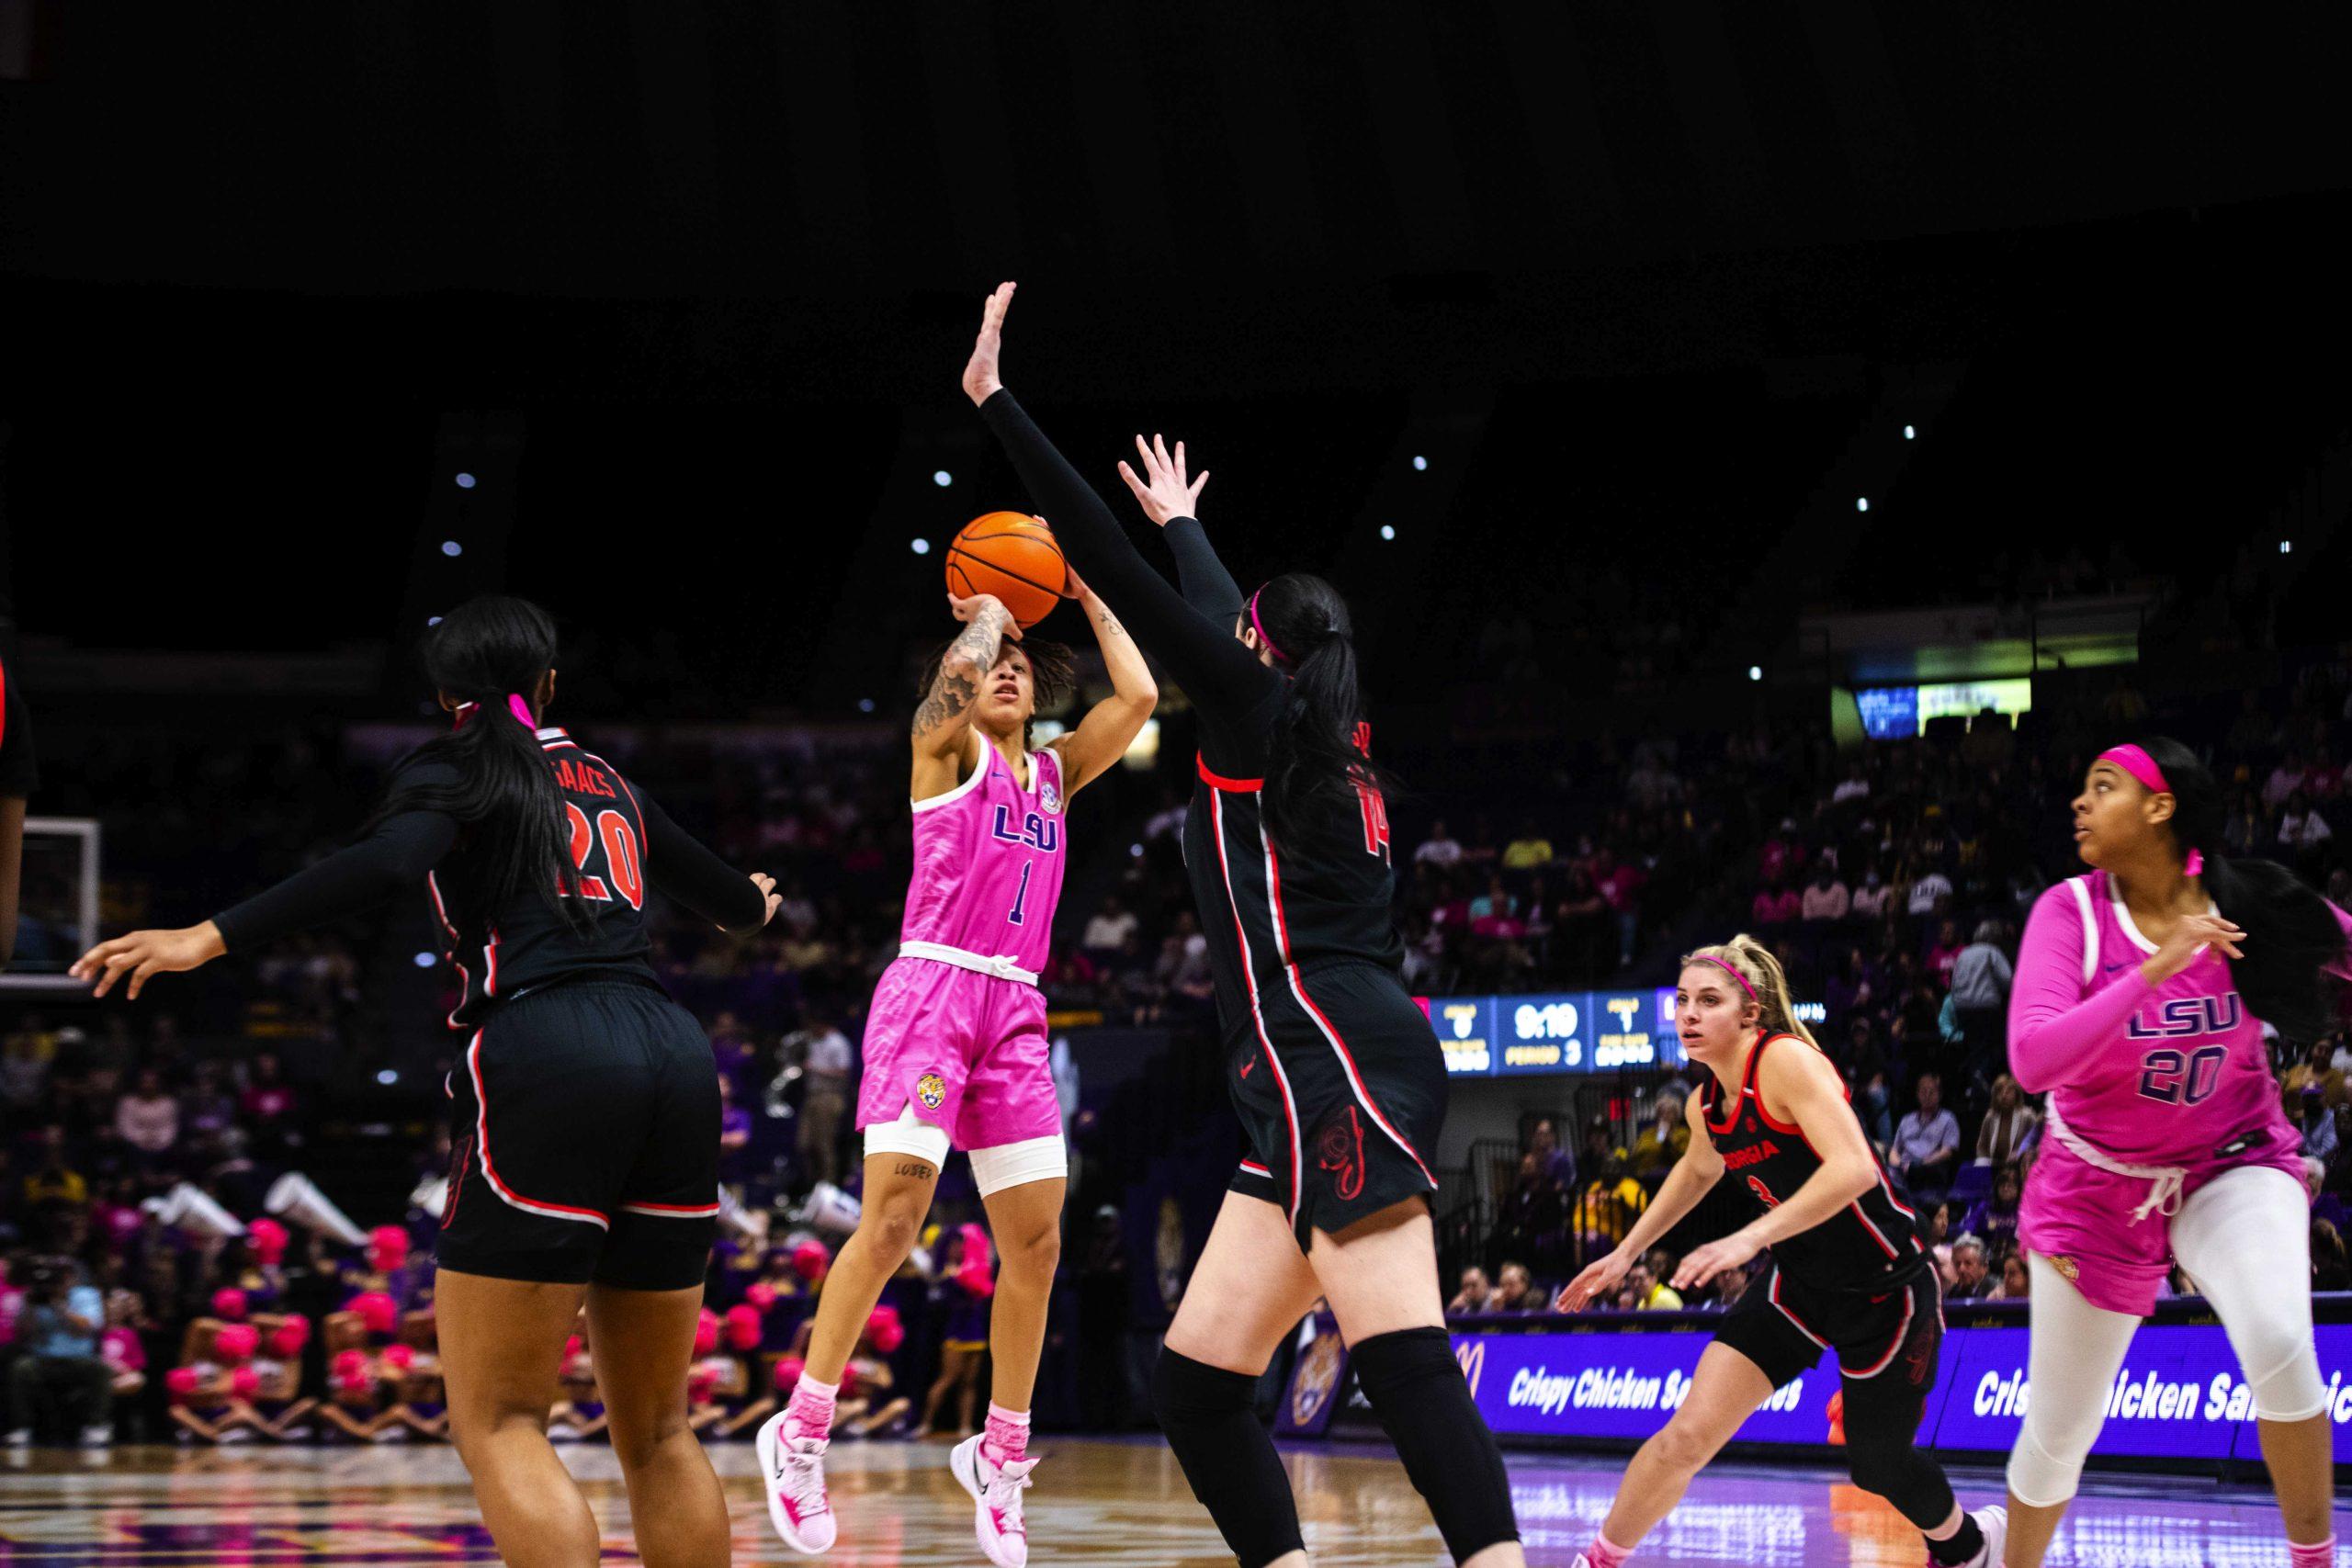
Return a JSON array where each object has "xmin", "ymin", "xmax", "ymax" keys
[{"xmin": 4, "ymin": 6, "xmax": 2351, "ymax": 1566}]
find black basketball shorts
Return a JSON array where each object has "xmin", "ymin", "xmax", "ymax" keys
[
  {"xmin": 1715, "ymin": 1260, "xmax": 1944, "ymax": 1396},
  {"xmin": 1224, "ymin": 960, "xmax": 1447, "ymax": 1251},
  {"xmin": 439, "ymin": 979, "xmax": 720, "ymax": 1292}
]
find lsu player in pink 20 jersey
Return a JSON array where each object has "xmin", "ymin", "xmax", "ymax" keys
[
  {"xmin": 1999, "ymin": 738, "xmax": 2352, "ymax": 1568},
  {"xmin": 759, "ymin": 570, "xmax": 1154, "ymax": 1565}
]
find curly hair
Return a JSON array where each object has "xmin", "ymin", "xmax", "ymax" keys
[{"xmin": 914, "ymin": 635, "xmax": 1076, "ymax": 750}]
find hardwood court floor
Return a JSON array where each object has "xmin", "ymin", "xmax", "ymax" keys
[{"xmin": 0, "ymin": 1436, "xmax": 2333, "ymax": 1564}]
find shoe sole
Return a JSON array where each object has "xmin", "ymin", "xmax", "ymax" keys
[
  {"xmin": 948, "ymin": 1438, "xmax": 1023, "ymax": 1568},
  {"xmin": 755, "ymin": 1413, "xmax": 834, "ymax": 1555}
]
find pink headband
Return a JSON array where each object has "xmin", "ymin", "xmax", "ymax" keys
[
  {"xmin": 1692, "ymin": 954, "xmax": 1758, "ymax": 1005},
  {"xmin": 1246, "ymin": 587, "xmax": 1291, "ymax": 665},
  {"xmin": 453, "ymin": 694, "xmax": 537, "ymax": 731},
  {"xmin": 2097, "ymin": 744, "xmax": 2205, "ymax": 875}
]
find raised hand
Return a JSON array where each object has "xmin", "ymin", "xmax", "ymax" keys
[
  {"xmin": 750, "ymin": 872, "xmax": 782, "ymax": 929},
  {"xmin": 1115, "ymin": 433, "xmax": 1210, "ymax": 528},
  {"xmin": 946, "ymin": 591, "xmax": 1022, "ymax": 640},
  {"xmin": 71, "ymin": 922, "xmax": 227, "ymax": 1000},
  {"xmin": 962, "ymin": 281, "xmax": 1015, "ymax": 406}
]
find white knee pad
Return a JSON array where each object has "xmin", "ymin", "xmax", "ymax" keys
[
  {"xmin": 863, "ymin": 1104, "xmax": 951, "ymax": 1168},
  {"xmin": 2007, "ymin": 1413, "xmax": 2097, "ymax": 1509},
  {"xmin": 2236, "ymin": 1325, "xmax": 2327, "ymax": 1422},
  {"xmin": 968, "ymin": 1134, "xmax": 1067, "ymax": 1199},
  {"xmin": 2170, "ymin": 1165, "xmax": 2328, "ymax": 1422},
  {"xmin": 2006, "ymin": 1253, "xmax": 2141, "ymax": 1508}
]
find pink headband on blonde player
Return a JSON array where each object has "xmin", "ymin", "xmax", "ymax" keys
[
  {"xmin": 1246, "ymin": 587, "xmax": 1291, "ymax": 665},
  {"xmin": 452, "ymin": 694, "xmax": 537, "ymax": 731},
  {"xmin": 1691, "ymin": 954, "xmax": 1758, "ymax": 1006},
  {"xmin": 2098, "ymin": 744, "xmax": 2205, "ymax": 875}
]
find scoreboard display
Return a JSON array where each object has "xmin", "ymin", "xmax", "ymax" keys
[{"xmin": 1417, "ymin": 988, "xmax": 1688, "ymax": 1077}]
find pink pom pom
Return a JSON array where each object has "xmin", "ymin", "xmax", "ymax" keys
[
  {"xmin": 838, "ymin": 1363, "xmax": 862, "ymax": 1399},
  {"xmin": 791, "ymin": 1240, "xmax": 831, "ymax": 1281},
  {"xmin": 563, "ymin": 1334, "xmax": 584, "ymax": 1362},
  {"xmin": 230, "ymin": 1366, "xmax": 261, "ymax": 1399},
  {"xmin": 868, "ymin": 1317, "xmax": 905, "ymax": 1354},
  {"xmin": 772, "ymin": 1355, "xmax": 805, "ymax": 1393},
  {"xmin": 275, "ymin": 1314, "xmax": 311, "ymax": 1348},
  {"xmin": 335, "ymin": 1369, "xmax": 373, "ymax": 1396},
  {"xmin": 381, "ymin": 1343, "xmax": 415, "ymax": 1371},
  {"xmin": 247, "ymin": 1217, "xmax": 289, "ymax": 1259},
  {"xmin": 368, "ymin": 1225, "xmax": 410, "ymax": 1268},
  {"xmin": 332, "ymin": 1349, "xmax": 369, "ymax": 1380},
  {"xmin": 745, "ymin": 1281, "xmax": 778, "ymax": 1310},
  {"xmin": 214, "ymin": 1324, "xmax": 260, "ymax": 1362},
  {"xmin": 688, "ymin": 1368, "xmax": 719, "ymax": 1402},
  {"xmin": 165, "ymin": 1366, "xmax": 201, "ymax": 1400},
  {"xmin": 211, "ymin": 1287, "xmax": 249, "ymax": 1322},
  {"xmin": 724, "ymin": 1304, "xmax": 763, "ymax": 1351},
  {"xmin": 694, "ymin": 1309, "xmax": 721, "ymax": 1356},
  {"xmin": 268, "ymin": 1325, "xmax": 305, "ymax": 1360},
  {"xmin": 351, "ymin": 1292, "xmax": 397, "ymax": 1337}
]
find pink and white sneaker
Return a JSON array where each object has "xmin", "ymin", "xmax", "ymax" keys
[
  {"xmin": 756, "ymin": 1410, "xmax": 837, "ymax": 1554},
  {"xmin": 949, "ymin": 1433, "xmax": 1037, "ymax": 1568}
]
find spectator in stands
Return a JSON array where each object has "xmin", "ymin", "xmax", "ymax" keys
[
  {"xmin": 2265, "ymin": 750, "xmax": 2309, "ymax": 812},
  {"xmin": 1988, "ymin": 1253, "xmax": 2031, "ymax": 1301},
  {"xmin": 2278, "ymin": 789, "xmax": 2334, "ymax": 873},
  {"xmin": 1572, "ymin": 1155, "xmax": 1648, "ymax": 1261},
  {"xmin": 1832, "ymin": 762, "xmax": 1871, "ymax": 806},
  {"xmin": 1492, "ymin": 1261, "xmax": 1544, "ymax": 1313},
  {"xmin": 1498, "ymin": 1153, "xmax": 1567, "ymax": 1280},
  {"xmin": 2282, "ymin": 1036, "xmax": 2346, "ymax": 1113},
  {"xmin": 19, "ymin": 1128, "xmax": 85, "ymax": 1210},
  {"xmin": 1501, "ymin": 819, "xmax": 1555, "ymax": 872},
  {"xmin": 1850, "ymin": 864, "xmax": 1894, "ymax": 923},
  {"xmin": 2313, "ymin": 1221, "xmax": 2350, "ymax": 1292},
  {"xmin": 1414, "ymin": 819, "xmax": 1464, "ymax": 869},
  {"xmin": 1751, "ymin": 878, "xmax": 1801, "ymax": 928},
  {"xmin": 1627, "ymin": 1095, "xmax": 1688, "ymax": 1186},
  {"xmin": 1623, "ymin": 1260, "xmax": 1681, "ymax": 1312},
  {"xmin": 1591, "ymin": 850, "xmax": 1645, "ymax": 969},
  {"xmin": 1081, "ymin": 895, "xmax": 1139, "ymax": 961},
  {"xmin": 237, "ymin": 1053, "xmax": 299, "ymax": 1160},
  {"xmin": 1800, "ymin": 862, "xmax": 1849, "ymax": 923},
  {"xmin": 1906, "ymin": 864, "xmax": 1952, "ymax": 919},
  {"xmin": 1975, "ymin": 1074, "xmax": 2041, "ymax": 1168},
  {"xmin": 1944, "ymin": 1235, "xmax": 1991, "ymax": 1301},
  {"xmin": 1446, "ymin": 1267, "xmax": 1494, "ymax": 1316},
  {"xmin": 1925, "ymin": 919, "xmax": 1965, "ymax": 987},
  {"xmin": 1962, "ymin": 1164, "xmax": 2024, "ymax": 1258},
  {"xmin": 1527, "ymin": 1119, "xmax": 1575, "ymax": 1190},
  {"xmin": 1949, "ymin": 920, "xmax": 2014, "ymax": 1086},
  {"xmin": 4, "ymin": 1256, "xmax": 111, "ymax": 1448},
  {"xmin": 1577, "ymin": 1120, "xmax": 1612, "ymax": 1188},
  {"xmin": 1711, "ymin": 1262, "xmax": 1753, "ymax": 1313},
  {"xmin": 2298, "ymin": 1086, "xmax": 2340, "ymax": 1168},
  {"xmin": 113, "ymin": 1067, "xmax": 179, "ymax": 1164},
  {"xmin": 1892, "ymin": 1073, "xmax": 1960, "ymax": 1203},
  {"xmin": 791, "ymin": 1013, "xmax": 853, "ymax": 1190}
]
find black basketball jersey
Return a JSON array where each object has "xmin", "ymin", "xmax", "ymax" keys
[
  {"xmin": 1185, "ymin": 728, "xmax": 1404, "ymax": 1048},
  {"xmin": 429, "ymin": 727, "xmax": 661, "ymax": 1031},
  {"xmin": 1699, "ymin": 1032, "xmax": 1928, "ymax": 1292}
]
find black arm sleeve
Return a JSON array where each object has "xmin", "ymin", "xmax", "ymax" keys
[
  {"xmin": 979, "ymin": 389, "xmax": 1276, "ymax": 717},
  {"xmin": 639, "ymin": 791, "xmax": 768, "ymax": 932},
  {"xmin": 1162, "ymin": 516, "xmax": 1246, "ymax": 625},
  {"xmin": 212, "ymin": 807, "xmax": 458, "ymax": 953}
]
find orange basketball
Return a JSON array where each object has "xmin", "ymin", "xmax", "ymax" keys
[{"xmin": 945, "ymin": 511, "xmax": 1068, "ymax": 629}]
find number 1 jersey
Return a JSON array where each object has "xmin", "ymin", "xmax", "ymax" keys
[{"xmin": 899, "ymin": 739, "xmax": 1067, "ymax": 974}]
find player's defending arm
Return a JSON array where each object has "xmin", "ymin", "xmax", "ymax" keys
[
  {"xmin": 911, "ymin": 592, "xmax": 1016, "ymax": 798},
  {"xmin": 1557, "ymin": 1097, "xmax": 1725, "ymax": 1310},
  {"xmin": 1048, "ymin": 567, "xmax": 1157, "ymax": 800},
  {"xmin": 964, "ymin": 282, "xmax": 1273, "ymax": 716},
  {"xmin": 634, "ymin": 791, "xmax": 777, "ymax": 933},
  {"xmin": 1672, "ymin": 1043, "xmax": 1874, "ymax": 1292},
  {"xmin": 1117, "ymin": 434, "xmax": 1242, "ymax": 626}
]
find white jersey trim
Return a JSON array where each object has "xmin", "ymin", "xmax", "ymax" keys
[
  {"xmin": 2067, "ymin": 875, "xmax": 2099, "ymax": 986},
  {"xmin": 897, "ymin": 941, "xmax": 1040, "ymax": 987}
]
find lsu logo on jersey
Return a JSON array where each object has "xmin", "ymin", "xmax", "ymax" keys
[
  {"xmin": 916, "ymin": 1072, "xmax": 946, "ymax": 1111},
  {"xmin": 989, "ymin": 805, "xmax": 1060, "ymax": 853},
  {"xmin": 2124, "ymin": 992, "xmax": 2243, "ymax": 1040}
]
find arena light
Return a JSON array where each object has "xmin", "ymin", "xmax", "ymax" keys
[
  {"xmin": 376, "ymin": 1069, "xmax": 399, "ymax": 1086},
  {"xmin": 413, "ymin": 952, "xmax": 435, "ymax": 968},
  {"xmin": 2280, "ymin": 540, "xmax": 2293, "ymax": 554},
  {"xmin": 910, "ymin": 537, "xmax": 932, "ymax": 556},
  {"xmin": 1380, "ymin": 525, "xmax": 1396, "ymax": 541},
  {"xmin": 1411, "ymin": 455, "xmax": 1428, "ymax": 471},
  {"xmin": 455, "ymin": 472, "xmax": 476, "ymax": 489},
  {"xmin": 933, "ymin": 469, "xmax": 953, "ymax": 487},
  {"xmin": 440, "ymin": 540, "xmax": 461, "ymax": 558},
  {"xmin": 1904, "ymin": 424, "xmax": 1916, "ymax": 440},
  {"xmin": 426, "ymin": 616, "xmax": 443, "ymax": 626},
  {"xmin": 858, "ymin": 698, "xmax": 876, "ymax": 714},
  {"xmin": 1748, "ymin": 666, "xmax": 1762, "ymax": 682},
  {"xmin": 1856, "ymin": 497, "xmax": 1870, "ymax": 513},
  {"xmin": 1130, "ymin": 843, "xmax": 1144, "ymax": 858}
]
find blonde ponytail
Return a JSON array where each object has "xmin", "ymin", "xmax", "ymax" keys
[{"xmin": 1682, "ymin": 932, "xmax": 1821, "ymax": 1051}]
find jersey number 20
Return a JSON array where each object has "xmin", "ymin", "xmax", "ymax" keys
[
  {"xmin": 566, "ymin": 803, "xmax": 645, "ymax": 910},
  {"xmin": 2137, "ymin": 1043, "xmax": 2225, "ymax": 1107}
]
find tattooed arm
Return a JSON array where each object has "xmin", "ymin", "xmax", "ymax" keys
[
  {"xmin": 910, "ymin": 592, "xmax": 1017, "ymax": 802},
  {"xmin": 1048, "ymin": 568, "xmax": 1158, "ymax": 800}
]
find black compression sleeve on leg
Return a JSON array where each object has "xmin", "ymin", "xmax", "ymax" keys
[
  {"xmin": 1839, "ymin": 1374, "xmax": 1975, "ymax": 1561},
  {"xmin": 1151, "ymin": 1348, "xmax": 1304, "ymax": 1568},
  {"xmin": 1349, "ymin": 1327, "xmax": 1520, "ymax": 1563}
]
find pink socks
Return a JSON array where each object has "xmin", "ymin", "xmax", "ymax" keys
[
  {"xmin": 2287, "ymin": 1538, "xmax": 2335, "ymax": 1568},
  {"xmin": 784, "ymin": 1373, "xmax": 838, "ymax": 1441},
  {"xmin": 1582, "ymin": 1532, "xmax": 1634, "ymax": 1568},
  {"xmin": 982, "ymin": 1401, "xmax": 1031, "ymax": 1467}
]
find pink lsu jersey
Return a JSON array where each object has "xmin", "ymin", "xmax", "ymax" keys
[
  {"xmin": 2009, "ymin": 868, "xmax": 2351, "ymax": 1167},
  {"xmin": 900, "ymin": 742, "xmax": 1067, "ymax": 976}
]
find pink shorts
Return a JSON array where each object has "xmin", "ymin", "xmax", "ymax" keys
[
  {"xmin": 854, "ymin": 956, "xmax": 1061, "ymax": 1152},
  {"xmin": 2018, "ymin": 1130, "xmax": 2306, "ymax": 1316}
]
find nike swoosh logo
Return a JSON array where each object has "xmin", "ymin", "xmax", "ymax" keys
[
  {"xmin": 2103, "ymin": 962, "xmax": 2132, "ymax": 972},
  {"xmin": 1239, "ymin": 1058, "xmax": 1256, "ymax": 1079}
]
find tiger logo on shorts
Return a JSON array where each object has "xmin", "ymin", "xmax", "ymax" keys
[{"xmin": 916, "ymin": 1072, "xmax": 946, "ymax": 1111}]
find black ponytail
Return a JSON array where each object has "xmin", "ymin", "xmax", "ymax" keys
[
  {"xmin": 368, "ymin": 596, "xmax": 587, "ymax": 929},
  {"xmin": 1249, "ymin": 573, "xmax": 1399, "ymax": 843},
  {"xmin": 2140, "ymin": 735, "xmax": 2347, "ymax": 1042}
]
